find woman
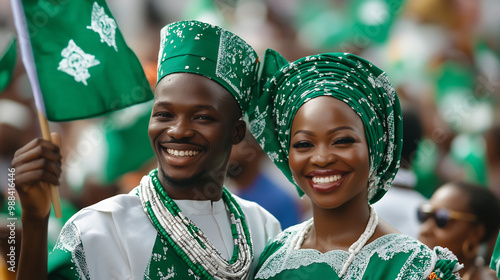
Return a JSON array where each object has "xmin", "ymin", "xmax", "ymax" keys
[
  {"xmin": 418, "ymin": 181, "xmax": 500, "ymax": 280},
  {"xmin": 249, "ymin": 50, "xmax": 462, "ymax": 279}
]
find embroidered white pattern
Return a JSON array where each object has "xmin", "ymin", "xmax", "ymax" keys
[
  {"xmin": 87, "ymin": 2, "xmax": 118, "ymax": 51},
  {"xmin": 255, "ymin": 221, "xmax": 447, "ymax": 280},
  {"xmin": 53, "ymin": 221, "xmax": 90, "ymax": 280},
  {"xmin": 249, "ymin": 105, "xmax": 269, "ymax": 139},
  {"xmin": 57, "ymin": 40, "xmax": 100, "ymax": 86},
  {"xmin": 216, "ymin": 30, "xmax": 257, "ymax": 100}
]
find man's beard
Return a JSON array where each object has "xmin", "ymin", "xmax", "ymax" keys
[{"xmin": 159, "ymin": 168, "xmax": 203, "ymax": 188}]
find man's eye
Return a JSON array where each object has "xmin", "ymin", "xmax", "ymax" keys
[
  {"xmin": 195, "ymin": 115, "xmax": 214, "ymax": 121},
  {"xmin": 153, "ymin": 112, "xmax": 172, "ymax": 118}
]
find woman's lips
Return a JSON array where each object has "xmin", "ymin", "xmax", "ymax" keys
[{"xmin": 306, "ymin": 170, "xmax": 348, "ymax": 193}]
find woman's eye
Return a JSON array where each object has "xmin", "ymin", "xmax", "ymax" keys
[
  {"xmin": 292, "ymin": 141, "xmax": 313, "ymax": 149},
  {"xmin": 333, "ymin": 137, "xmax": 355, "ymax": 145}
]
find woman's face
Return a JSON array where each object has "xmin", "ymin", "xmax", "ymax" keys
[
  {"xmin": 417, "ymin": 184, "xmax": 476, "ymax": 260},
  {"xmin": 288, "ymin": 96, "xmax": 370, "ymax": 209}
]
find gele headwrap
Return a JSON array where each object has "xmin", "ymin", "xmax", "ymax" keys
[
  {"xmin": 249, "ymin": 49, "xmax": 403, "ymax": 203},
  {"xmin": 157, "ymin": 20, "xmax": 259, "ymax": 115}
]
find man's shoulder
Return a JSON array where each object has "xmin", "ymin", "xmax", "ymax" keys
[
  {"xmin": 231, "ymin": 193, "xmax": 271, "ymax": 215},
  {"xmin": 84, "ymin": 190, "xmax": 140, "ymax": 212},
  {"xmin": 230, "ymin": 192, "xmax": 282, "ymax": 231},
  {"xmin": 68, "ymin": 188, "xmax": 143, "ymax": 225}
]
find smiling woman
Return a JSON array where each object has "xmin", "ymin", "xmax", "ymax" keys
[
  {"xmin": 289, "ymin": 97, "xmax": 370, "ymax": 209},
  {"xmin": 250, "ymin": 50, "xmax": 464, "ymax": 279}
]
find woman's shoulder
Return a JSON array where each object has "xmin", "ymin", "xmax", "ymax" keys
[
  {"xmin": 270, "ymin": 219, "xmax": 312, "ymax": 244},
  {"xmin": 368, "ymin": 233, "xmax": 457, "ymax": 260},
  {"xmin": 365, "ymin": 234, "xmax": 462, "ymax": 279}
]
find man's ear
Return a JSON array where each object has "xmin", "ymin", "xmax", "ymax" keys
[{"xmin": 232, "ymin": 120, "xmax": 246, "ymax": 145}]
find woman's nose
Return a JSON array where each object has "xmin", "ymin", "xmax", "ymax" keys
[{"xmin": 310, "ymin": 147, "xmax": 336, "ymax": 167}]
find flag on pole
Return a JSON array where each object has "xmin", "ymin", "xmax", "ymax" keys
[
  {"xmin": 0, "ymin": 35, "xmax": 17, "ymax": 93},
  {"xmin": 103, "ymin": 101, "xmax": 155, "ymax": 183},
  {"xmin": 11, "ymin": 0, "xmax": 153, "ymax": 121}
]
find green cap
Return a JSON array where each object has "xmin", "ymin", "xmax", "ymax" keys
[{"xmin": 157, "ymin": 20, "xmax": 259, "ymax": 115}]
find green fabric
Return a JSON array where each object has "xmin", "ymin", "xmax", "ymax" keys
[
  {"xmin": 1, "ymin": 195, "xmax": 76, "ymax": 253},
  {"xmin": 434, "ymin": 60, "xmax": 494, "ymax": 134},
  {"xmin": 255, "ymin": 222, "xmax": 461, "ymax": 279},
  {"xmin": 412, "ymin": 138, "xmax": 442, "ymax": 199},
  {"xmin": 183, "ymin": 0, "xmax": 225, "ymax": 26},
  {"xmin": 157, "ymin": 20, "xmax": 259, "ymax": 115},
  {"xmin": 491, "ymin": 233, "xmax": 500, "ymax": 278},
  {"xmin": 295, "ymin": 0, "xmax": 405, "ymax": 50},
  {"xmin": 0, "ymin": 36, "xmax": 17, "ymax": 93},
  {"xmin": 48, "ymin": 231, "xmax": 227, "ymax": 280},
  {"xmin": 450, "ymin": 133, "xmax": 487, "ymax": 185},
  {"xmin": 47, "ymin": 247, "xmax": 80, "ymax": 280},
  {"xmin": 21, "ymin": 0, "xmax": 153, "ymax": 121},
  {"xmin": 103, "ymin": 101, "xmax": 154, "ymax": 183},
  {"xmin": 144, "ymin": 234, "xmax": 211, "ymax": 279},
  {"xmin": 49, "ymin": 232, "xmax": 220, "ymax": 279},
  {"xmin": 249, "ymin": 49, "xmax": 402, "ymax": 203}
]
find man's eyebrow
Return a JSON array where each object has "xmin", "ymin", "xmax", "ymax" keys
[
  {"xmin": 153, "ymin": 101, "xmax": 170, "ymax": 107},
  {"xmin": 194, "ymin": 105, "xmax": 217, "ymax": 111}
]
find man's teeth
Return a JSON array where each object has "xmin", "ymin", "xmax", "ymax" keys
[
  {"xmin": 312, "ymin": 175, "xmax": 342, "ymax": 184},
  {"xmin": 166, "ymin": 149, "xmax": 199, "ymax": 157}
]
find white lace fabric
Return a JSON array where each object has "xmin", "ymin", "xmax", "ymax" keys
[{"xmin": 255, "ymin": 219, "xmax": 457, "ymax": 280}]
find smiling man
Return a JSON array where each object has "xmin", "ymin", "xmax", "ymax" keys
[{"xmin": 12, "ymin": 20, "xmax": 280, "ymax": 280}]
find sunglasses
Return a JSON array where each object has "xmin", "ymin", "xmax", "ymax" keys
[{"xmin": 417, "ymin": 204, "xmax": 477, "ymax": 228}]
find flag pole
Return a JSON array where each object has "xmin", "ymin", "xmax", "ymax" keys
[
  {"xmin": 37, "ymin": 110, "xmax": 63, "ymax": 218},
  {"xmin": 11, "ymin": 0, "xmax": 62, "ymax": 218}
]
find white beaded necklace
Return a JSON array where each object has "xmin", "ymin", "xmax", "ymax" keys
[
  {"xmin": 139, "ymin": 172, "xmax": 253, "ymax": 279},
  {"xmin": 293, "ymin": 205, "xmax": 379, "ymax": 278}
]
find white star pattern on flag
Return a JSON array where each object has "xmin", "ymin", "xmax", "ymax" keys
[{"xmin": 57, "ymin": 40, "xmax": 100, "ymax": 86}]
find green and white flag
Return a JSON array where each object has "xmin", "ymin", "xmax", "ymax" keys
[
  {"xmin": 0, "ymin": 35, "xmax": 17, "ymax": 93},
  {"xmin": 11, "ymin": 0, "xmax": 153, "ymax": 121}
]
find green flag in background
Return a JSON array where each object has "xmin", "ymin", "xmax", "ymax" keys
[
  {"xmin": 103, "ymin": 101, "xmax": 155, "ymax": 183},
  {"xmin": 0, "ymin": 36, "xmax": 17, "ymax": 93},
  {"xmin": 14, "ymin": 0, "xmax": 153, "ymax": 121}
]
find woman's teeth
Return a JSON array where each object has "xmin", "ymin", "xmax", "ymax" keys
[{"xmin": 312, "ymin": 174, "xmax": 341, "ymax": 184}]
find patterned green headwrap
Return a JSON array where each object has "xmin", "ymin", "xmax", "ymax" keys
[
  {"xmin": 249, "ymin": 50, "xmax": 402, "ymax": 204},
  {"xmin": 157, "ymin": 20, "xmax": 259, "ymax": 115}
]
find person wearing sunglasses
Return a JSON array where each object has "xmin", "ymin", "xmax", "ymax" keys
[{"xmin": 418, "ymin": 181, "xmax": 500, "ymax": 280}]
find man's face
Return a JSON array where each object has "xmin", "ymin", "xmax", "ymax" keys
[{"xmin": 149, "ymin": 73, "xmax": 243, "ymax": 193}]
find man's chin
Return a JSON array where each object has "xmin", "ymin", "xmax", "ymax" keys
[{"xmin": 159, "ymin": 169, "xmax": 202, "ymax": 188}]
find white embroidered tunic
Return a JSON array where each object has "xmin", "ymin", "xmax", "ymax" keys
[{"xmin": 48, "ymin": 187, "xmax": 281, "ymax": 279}]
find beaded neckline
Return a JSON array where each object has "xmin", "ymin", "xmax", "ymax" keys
[
  {"xmin": 139, "ymin": 169, "xmax": 254, "ymax": 279},
  {"xmin": 293, "ymin": 205, "xmax": 379, "ymax": 278}
]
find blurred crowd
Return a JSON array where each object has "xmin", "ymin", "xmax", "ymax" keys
[{"xmin": 1, "ymin": 0, "xmax": 500, "ymax": 279}]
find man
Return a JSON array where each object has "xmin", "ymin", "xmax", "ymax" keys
[{"xmin": 12, "ymin": 20, "xmax": 280, "ymax": 280}]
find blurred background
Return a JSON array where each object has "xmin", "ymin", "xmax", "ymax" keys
[{"xmin": 0, "ymin": 0, "xmax": 500, "ymax": 278}]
